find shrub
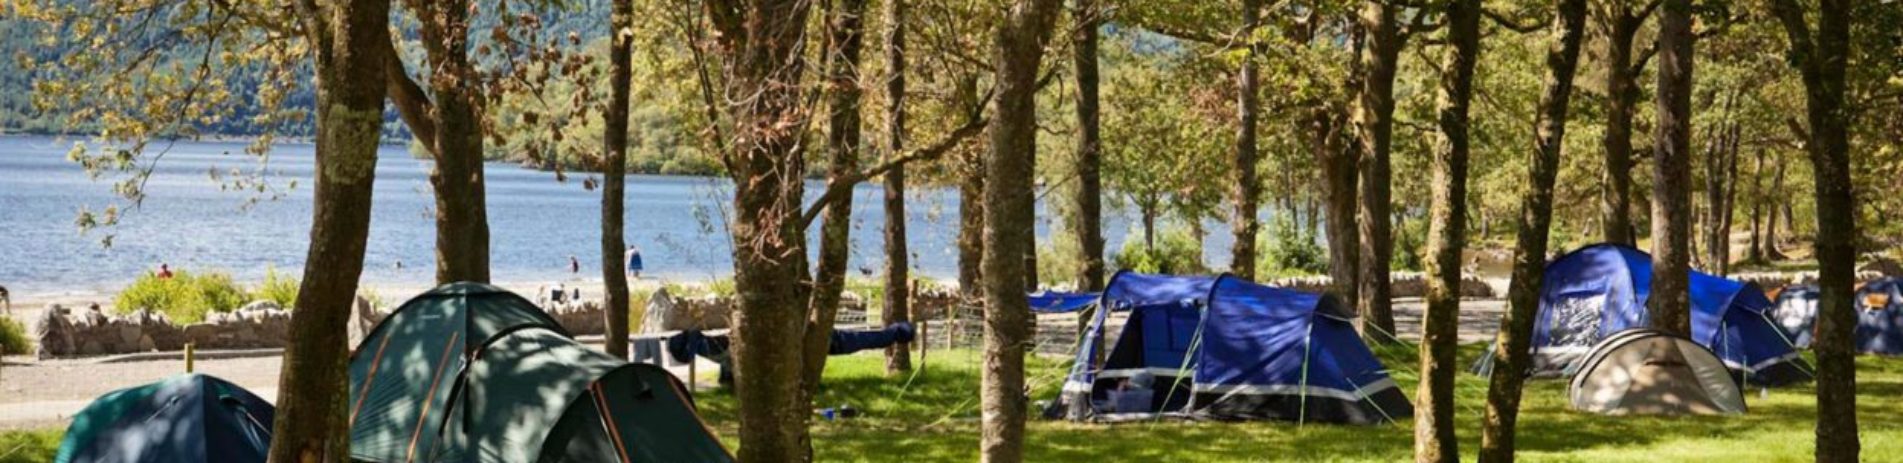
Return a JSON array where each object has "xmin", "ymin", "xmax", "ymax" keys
[
  {"xmin": 253, "ymin": 266, "xmax": 300, "ymax": 308},
  {"xmin": 114, "ymin": 270, "xmax": 249, "ymax": 323},
  {"xmin": 1113, "ymin": 226, "xmax": 1207, "ymax": 275},
  {"xmin": 1036, "ymin": 227, "xmax": 1086, "ymax": 288},
  {"xmin": 1257, "ymin": 216, "xmax": 1329, "ymax": 277},
  {"xmin": 0, "ymin": 316, "xmax": 30, "ymax": 356},
  {"xmin": 1391, "ymin": 215, "xmax": 1426, "ymax": 272}
]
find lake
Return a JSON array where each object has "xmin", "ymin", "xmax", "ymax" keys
[{"xmin": 0, "ymin": 135, "xmax": 1246, "ymax": 298}]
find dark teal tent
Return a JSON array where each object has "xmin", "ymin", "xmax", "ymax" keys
[
  {"xmin": 348, "ymin": 282, "xmax": 731, "ymax": 462},
  {"xmin": 54, "ymin": 374, "xmax": 274, "ymax": 463}
]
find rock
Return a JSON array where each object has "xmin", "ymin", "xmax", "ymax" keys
[
  {"xmin": 240, "ymin": 300, "xmax": 283, "ymax": 313},
  {"xmin": 118, "ymin": 325, "xmax": 141, "ymax": 347},
  {"xmin": 138, "ymin": 334, "xmax": 156, "ymax": 351}
]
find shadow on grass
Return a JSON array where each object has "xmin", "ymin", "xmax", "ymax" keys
[{"xmin": 690, "ymin": 343, "xmax": 1903, "ymax": 462}]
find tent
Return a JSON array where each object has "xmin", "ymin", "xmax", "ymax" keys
[
  {"xmin": 1030, "ymin": 291, "xmax": 1101, "ymax": 313},
  {"xmin": 55, "ymin": 373, "xmax": 274, "ymax": 463},
  {"xmin": 1858, "ymin": 277, "xmax": 1903, "ymax": 355},
  {"xmin": 348, "ymin": 282, "xmax": 731, "ymax": 462},
  {"xmin": 1770, "ymin": 284, "xmax": 1819, "ymax": 348},
  {"xmin": 1058, "ymin": 272, "xmax": 1411, "ymax": 425},
  {"xmin": 1475, "ymin": 243, "xmax": 1811, "ymax": 386},
  {"xmin": 1569, "ymin": 329, "xmax": 1746, "ymax": 416}
]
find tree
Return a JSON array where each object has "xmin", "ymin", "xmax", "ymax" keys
[
  {"xmin": 1072, "ymin": 0, "xmax": 1106, "ymax": 291},
  {"xmin": 803, "ymin": 0, "xmax": 872, "ymax": 399},
  {"xmin": 598, "ymin": 0, "xmax": 634, "ymax": 359},
  {"xmin": 382, "ymin": 0, "xmax": 492, "ymax": 285},
  {"xmin": 1354, "ymin": 0, "xmax": 1401, "ymax": 338},
  {"xmin": 269, "ymin": 0, "xmax": 391, "ymax": 460},
  {"xmin": 1648, "ymin": 0, "xmax": 1693, "ymax": 337},
  {"xmin": 1418, "ymin": 0, "xmax": 1478, "ymax": 460},
  {"xmin": 1596, "ymin": 0, "xmax": 1660, "ymax": 246},
  {"xmin": 882, "ymin": 0, "xmax": 913, "ymax": 375},
  {"xmin": 1230, "ymin": 0, "xmax": 1265, "ymax": 281},
  {"xmin": 1767, "ymin": 0, "xmax": 1859, "ymax": 459},
  {"xmin": 1479, "ymin": 0, "xmax": 1587, "ymax": 460},
  {"xmin": 980, "ymin": 0, "xmax": 1060, "ymax": 460}
]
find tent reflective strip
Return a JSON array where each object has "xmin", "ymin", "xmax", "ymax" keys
[
  {"xmin": 660, "ymin": 370, "xmax": 734, "ymax": 458},
  {"xmin": 350, "ymin": 327, "xmax": 397, "ymax": 427},
  {"xmin": 589, "ymin": 383, "xmax": 633, "ymax": 463},
  {"xmin": 405, "ymin": 330, "xmax": 461, "ymax": 463},
  {"xmin": 1298, "ymin": 318, "xmax": 1313, "ymax": 425}
]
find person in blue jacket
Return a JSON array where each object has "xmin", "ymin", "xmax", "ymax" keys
[{"xmin": 625, "ymin": 245, "xmax": 644, "ymax": 280}]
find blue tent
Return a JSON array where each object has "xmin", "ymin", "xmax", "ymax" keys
[
  {"xmin": 55, "ymin": 374, "xmax": 274, "ymax": 463},
  {"xmin": 1770, "ymin": 284, "xmax": 1819, "ymax": 348},
  {"xmin": 1058, "ymin": 272, "xmax": 1411, "ymax": 424},
  {"xmin": 1857, "ymin": 277, "xmax": 1903, "ymax": 355},
  {"xmin": 1029, "ymin": 291, "xmax": 1101, "ymax": 313},
  {"xmin": 1479, "ymin": 243, "xmax": 1811, "ymax": 386}
]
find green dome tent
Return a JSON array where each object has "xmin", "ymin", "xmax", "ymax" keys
[
  {"xmin": 348, "ymin": 282, "xmax": 731, "ymax": 462},
  {"xmin": 55, "ymin": 374, "xmax": 274, "ymax": 463}
]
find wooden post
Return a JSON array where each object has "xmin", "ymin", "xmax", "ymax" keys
[
  {"xmin": 184, "ymin": 342, "xmax": 195, "ymax": 373},
  {"xmin": 687, "ymin": 355, "xmax": 698, "ymax": 392}
]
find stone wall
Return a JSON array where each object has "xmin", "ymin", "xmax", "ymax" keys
[
  {"xmin": 35, "ymin": 301, "xmax": 293, "ymax": 359},
  {"xmin": 1269, "ymin": 273, "xmax": 1497, "ymax": 299}
]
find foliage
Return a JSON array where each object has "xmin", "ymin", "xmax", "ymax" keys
[
  {"xmin": 0, "ymin": 428, "xmax": 62, "ymax": 463},
  {"xmin": 1390, "ymin": 214, "xmax": 1425, "ymax": 272},
  {"xmin": 1112, "ymin": 225, "xmax": 1207, "ymax": 275},
  {"xmin": 1257, "ymin": 216, "xmax": 1329, "ymax": 277},
  {"xmin": 113, "ymin": 270, "xmax": 248, "ymax": 323},
  {"xmin": 0, "ymin": 316, "xmax": 31, "ymax": 357},
  {"xmin": 1036, "ymin": 223, "xmax": 1087, "ymax": 289},
  {"xmin": 253, "ymin": 266, "xmax": 300, "ymax": 308}
]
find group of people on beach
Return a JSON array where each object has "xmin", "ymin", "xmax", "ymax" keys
[{"xmin": 567, "ymin": 245, "xmax": 645, "ymax": 280}]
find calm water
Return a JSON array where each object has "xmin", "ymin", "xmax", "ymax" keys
[{"xmin": 0, "ymin": 135, "xmax": 1243, "ymax": 297}]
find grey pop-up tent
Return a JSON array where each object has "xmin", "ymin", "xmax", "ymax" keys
[
  {"xmin": 1568, "ymin": 329, "xmax": 1746, "ymax": 416},
  {"xmin": 348, "ymin": 282, "xmax": 731, "ymax": 462}
]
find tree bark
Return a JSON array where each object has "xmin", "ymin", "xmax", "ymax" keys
[
  {"xmin": 702, "ymin": 0, "xmax": 819, "ymax": 459},
  {"xmin": 1418, "ymin": 1, "xmax": 1478, "ymax": 461},
  {"xmin": 598, "ymin": 0, "xmax": 634, "ymax": 359},
  {"xmin": 1479, "ymin": 0, "xmax": 1586, "ymax": 460},
  {"xmin": 1355, "ymin": 0, "xmax": 1401, "ymax": 339},
  {"xmin": 1764, "ymin": 160, "xmax": 1789, "ymax": 260},
  {"xmin": 1320, "ymin": 111, "xmax": 1360, "ymax": 310},
  {"xmin": 1648, "ymin": 0, "xmax": 1694, "ymax": 337},
  {"xmin": 385, "ymin": 0, "xmax": 492, "ymax": 285},
  {"xmin": 1768, "ymin": 1, "xmax": 1859, "ymax": 460},
  {"xmin": 957, "ymin": 74, "xmax": 986, "ymax": 298},
  {"xmin": 1230, "ymin": 0, "xmax": 1264, "ymax": 280},
  {"xmin": 803, "ymin": 0, "xmax": 870, "ymax": 399},
  {"xmin": 1700, "ymin": 92, "xmax": 1738, "ymax": 275},
  {"xmin": 1598, "ymin": 1, "xmax": 1648, "ymax": 246},
  {"xmin": 269, "ymin": 0, "xmax": 389, "ymax": 461},
  {"xmin": 981, "ymin": 0, "xmax": 1060, "ymax": 460},
  {"xmin": 882, "ymin": 0, "xmax": 913, "ymax": 375},
  {"xmin": 1745, "ymin": 149, "xmax": 1766, "ymax": 263}
]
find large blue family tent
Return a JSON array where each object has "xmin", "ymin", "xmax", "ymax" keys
[
  {"xmin": 1030, "ymin": 291, "xmax": 1101, "ymax": 313},
  {"xmin": 1770, "ymin": 284, "xmax": 1820, "ymax": 348},
  {"xmin": 1857, "ymin": 277, "xmax": 1903, "ymax": 355},
  {"xmin": 1473, "ymin": 243, "xmax": 1811, "ymax": 386},
  {"xmin": 1057, "ymin": 272, "xmax": 1411, "ymax": 425},
  {"xmin": 54, "ymin": 374, "xmax": 274, "ymax": 463}
]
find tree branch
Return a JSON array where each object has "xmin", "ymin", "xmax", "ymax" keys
[
  {"xmin": 799, "ymin": 114, "xmax": 989, "ymax": 229},
  {"xmin": 1482, "ymin": 7, "xmax": 1547, "ymax": 33},
  {"xmin": 381, "ymin": 38, "xmax": 438, "ymax": 152},
  {"xmin": 1633, "ymin": 0, "xmax": 1664, "ymax": 23}
]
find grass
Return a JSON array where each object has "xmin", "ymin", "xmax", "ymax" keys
[
  {"xmin": 693, "ymin": 343, "xmax": 1903, "ymax": 462},
  {"xmin": 3, "ymin": 344, "xmax": 1898, "ymax": 461}
]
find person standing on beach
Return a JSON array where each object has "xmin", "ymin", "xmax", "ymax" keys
[
  {"xmin": 569, "ymin": 255, "xmax": 581, "ymax": 275},
  {"xmin": 625, "ymin": 245, "xmax": 644, "ymax": 280},
  {"xmin": 156, "ymin": 263, "xmax": 173, "ymax": 279}
]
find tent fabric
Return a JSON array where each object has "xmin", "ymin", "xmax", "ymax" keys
[
  {"xmin": 1858, "ymin": 277, "xmax": 1903, "ymax": 355},
  {"xmin": 1029, "ymin": 291, "xmax": 1101, "ymax": 313},
  {"xmin": 828, "ymin": 322, "xmax": 916, "ymax": 355},
  {"xmin": 55, "ymin": 374, "xmax": 274, "ymax": 463},
  {"xmin": 1479, "ymin": 243, "xmax": 1811, "ymax": 386},
  {"xmin": 348, "ymin": 282, "xmax": 732, "ymax": 463},
  {"xmin": 1771, "ymin": 285, "xmax": 1820, "ymax": 348},
  {"xmin": 1061, "ymin": 271, "xmax": 1408, "ymax": 425},
  {"xmin": 1568, "ymin": 329, "xmax": 1745, "ymax": 416}
]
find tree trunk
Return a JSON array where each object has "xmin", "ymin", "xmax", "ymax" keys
[
  {"xmin": 407, "ymin": 0, "xmax": 492, "ymax": 285},
  {"xmin": 703, "ymin": 0, "xmax": 820, "ymax": 459},
  {"xmin": 1599, "ymin": 3, "xmax": 1644, "ymax": 247},
  {"xmin": 1479, "ymin": 0, "xmax": 1586, "ymax": 460},
  {"xmin": 1768, "ymin": 1, "xmax": 1859, "ymax": 460},
  {"xmin": 1716, "ymin": 124, "xmax": 1741, "ymax": 274},
  {"xmin": 803, "ymin": 0, "xmax": 870, "ymax": 399},
  {"xmin": 882, "ymin": 0, "xmax": 913, "ymax": 375},
  {"xmin": 268, "ymin": 0, "xmax": 389, "ymax": 460},
  {"xmin": 1418, "ymin": 1, "xmax": 1478, "ymax": 461},
  {"xmin": 1229, "ymin": 0, "xmax": 1264, "ymax": 280},
  {"xmin": 1354, "ymin": 0, "xmax": 1401, "ymax": 339},
  {"xmin": 1320, "ymin": 111, "xmax": 1360, "ymax": 310},
  {"xmin": 1765, "ymin": 160, "xmax": 1789, "ymax": 260},
  {"xmin": 981, "ymin": 0, "xmax": 1060, "ymax": 460},
  {"xmin": 1701, "ymin": 93, "xmax": 1738, "ymax": 274},
  {"xmin": 1745, "ymin": 149, "xmax": 1766, "ymax": 264},
  {"xmin": 957, "ymin": 74, "xmax": 986, "ymax": 297},
  {"xmin": 599, "ymin": 0, "xmax": 635, "ymax": 359},
  {"xmin": 1648, "ymin": 0, "xmax": 1694, "ymax": 337},
  {"xmin": 1070, "ymin": 0, "xmax": 1106, "ymax": 361}
]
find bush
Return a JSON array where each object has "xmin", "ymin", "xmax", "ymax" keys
[
  {"xmin": 1036, "ymin": 227, "xmax": 1086, "ymax": 288},
  {"xmin": 1391, "ymin": 216, "xmax": 1426, "ymax": 272},
  {"xmin": 0, "ymin": 316, "xmax": 30, "ymax": 356},
  {"xmin": 114, "ymin": 270, "xmax": 249, "ymax": 323},
  {"xmin": 1113, "ymin": 226, "xmax": 1207, "ymax": 275},
  {"xmin": 1257, "ymin": 216, "xmax": 1329, "ymax": 277},
  {"xmin": 254, "ymin": 266, "xmax": 300, "ymax": 308}
]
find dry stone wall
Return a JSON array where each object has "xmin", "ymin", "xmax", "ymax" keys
[{"xmin": 34, "ymin": 301, "xmax": 293, "ymax": 359}]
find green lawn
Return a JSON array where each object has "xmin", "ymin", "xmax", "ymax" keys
[{"xmin": 5, "ymin": 345, "xmax": 1899, "ymax": 462}]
